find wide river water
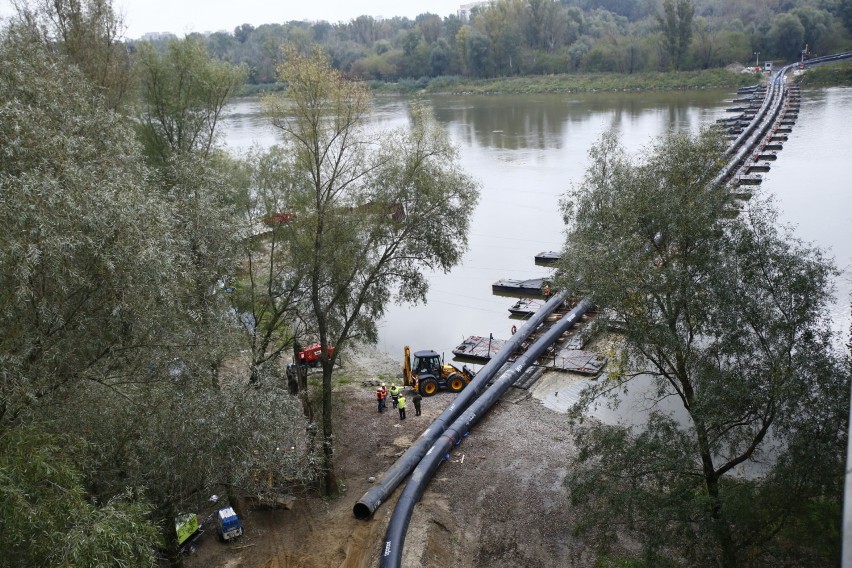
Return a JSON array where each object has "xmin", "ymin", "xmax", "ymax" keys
[{"xmin": 221, "ymin": 86, "xmax": 852, "ymax": 369}]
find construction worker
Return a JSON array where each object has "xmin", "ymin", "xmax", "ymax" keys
[
  {"xmin": 389, "ymin": 383, "xmax": 400, "ymax": 408},
  {"xmin": 397, "ymin": 393, "xmax": 407, "ymax": 420},
  {"xmin": 376, "ymin": 387, "xmax": 384, "ymax": 413},
  {"xmin": 380, "ymin": 383, "xmax": 387, "ymax": 411},
  {"xmin": 413, "ymin": 391, "xmax": 422, "ymax": 416}
]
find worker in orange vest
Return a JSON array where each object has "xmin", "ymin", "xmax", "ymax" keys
[{"xmin": 376, "ymin": 387, "xmax": 384, "ymax": 413}]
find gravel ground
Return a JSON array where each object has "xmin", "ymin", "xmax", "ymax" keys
[{"xmin": 400, "ymin": 371, "xmax": 598, "ymax": 567}]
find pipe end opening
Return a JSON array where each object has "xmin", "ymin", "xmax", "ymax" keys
[{"xmin": 353, "ymin": 502, "xmax": 372, "ymax": 520}]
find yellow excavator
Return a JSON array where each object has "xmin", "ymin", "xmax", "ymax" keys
[{"xmin": 402, "ymin": 346, "xmax": 476, "ymax": 396}]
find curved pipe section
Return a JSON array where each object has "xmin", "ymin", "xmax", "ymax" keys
[
  {"xmin": 714, "ymin": 50, "xmax": 852, "ymax": 187},
  {"xmin": 353, "ymin": 291, "xmax": 570, "ymax": 520},
  {"xmin": 380, "ymin": 298, "xmax": 594, "ymax": 568}
]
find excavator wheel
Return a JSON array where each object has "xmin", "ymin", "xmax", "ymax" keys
[
  {"xmin": 448, "ymin": 373, "xmax": 465, "ymax": 393},
  {"xmin": 420, "ymin": 378, "xmax": 439, "ymax": 396}
]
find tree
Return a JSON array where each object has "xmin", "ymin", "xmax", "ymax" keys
[
  {"xmin": 233, "ymin": 147, "xmax": 308, "ymax": 386},
  {"xmin": 234, "ymin": 22, "xmax": 254, "ymax": 43},
  {"xmin": 11, "ymin": 0, "xmax": 132, "ymax": 110},
  {"xmin": 136, "ymin": 37, "xmax": 248, "ymax": 385},
  {"xmin": 0, "ymin": 427, "xmax": 160, "ymax": 567},
  {"xmin": 693, "ymin": 16, "xmax": 719, "ymax": 69},
  {"xmin": 476, "ymin": 0, "xmax": 525, "ymax": 75},
  {"xmin": 263, "ymin": 46, "xmax": 479, "ymax": 494},
  {"xmin": 526, "ymin": 0, "xmax": 568, "ymax": 51},
  {"xmin": 0, "ymin": 24, "xmax": 180, "ymax": 429},
  {"xmin": 558, "ymin": 129, "xmax": 848, "ymax": 566},
  {"xmin": 430, "ymin": 38, "xmax": 452, "ymax": 75},
  {"xmin": 416, "ymin": 13, "xmax": 442, "ymax": 44},
  {"xmin": 792, "ymin": 6, "xmax": 833, "ymax": 55},
  {"xmin": 768, "ymin": 13, "xmax": 806, "ymax": 60},
  {"xmin": 465, "ymin": 27, "xmax": 494, "ymax": 77},
  {"xmin": 135, "ymin": 37, "xmax": 248, "ymax": 165},
  {"xmin": 657, "ymin": 0, "xmax": 694, "ymax": 70},
  {"xmin": 41, "ymin": 378, "xmax": 318, "ymax": 566},
  {"xmin": 1, "ymin": 18, "xmax": 319, "ymax": 568}
]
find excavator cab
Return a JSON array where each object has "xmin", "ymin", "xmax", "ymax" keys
[{"xmin": 413, "ymin": 351, "xmax": 440, "ymax": 376}]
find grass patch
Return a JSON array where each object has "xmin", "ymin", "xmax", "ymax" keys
[
  {"xmin": 794, "ymin": 59, "xmax": 852, "ymax": 87},
  {"xmin": 390, "ymin": 69, "xmax": 756, "ymax": 95}
]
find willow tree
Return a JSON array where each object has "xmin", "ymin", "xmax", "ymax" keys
[
  {"xmin": 136, "ymin": 37, "xmax": 249, "ymax": 385},
  {"xmin": 558, "ymin": 129, "xmax": 848, "ymax": 566},
  {"xmin": 11, "ymin": 0, "xmax": 132, "ymax": 110},
  {"xmin": 234, "ymin": 147, "xmax": 308, "ymax": 387},
  {"xmin": 0, "ymin": 22, "xmax": 178, "ymax": 564},
  {"xmin": 0, "ymin": 24, "xmax": 179, "ymax": 428},
  {"xmin": 263, "ymin": 46, "xmax": 479, "ymax": 494},
  {"xmin": 135, "ymin": 37, "xmax": 248, "ymax": 165}
]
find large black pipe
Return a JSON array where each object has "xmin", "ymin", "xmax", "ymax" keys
[
  {"xmin": 353, "ymin": 291, "xmax": 570, "ymax": 520},
  {"xmin": 379, "ymin": 298, "xmax": 593, "ymax": 568}
]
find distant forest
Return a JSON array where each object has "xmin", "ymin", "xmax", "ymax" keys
[{"xmin": 135, "ymin": 0, "xmax": 852, "ymax": 84}]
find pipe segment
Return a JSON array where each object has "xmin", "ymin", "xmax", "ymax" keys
[
  {"xmin": 353, "ymin": 291, "xmax": 570, "ymax": 520},
  {"xmin": 379, "ymin": 298, "xmax": 593, "ymax": 568}
]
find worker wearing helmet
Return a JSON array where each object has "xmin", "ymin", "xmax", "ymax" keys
[
  {"xmin": 376, "ymin": 387, "xmax": 384, "ymax": 413},
  {"xmin": 397, "ymin": 393, "xmax": 407, "ymax": 420},
  {"xmin": 389, "ymin": 383, "xmax": 400, "ymax": 408}
]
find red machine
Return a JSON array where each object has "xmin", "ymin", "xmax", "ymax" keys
[{"xmin": 298, "ymin": 343, "xmax": 335, "ymax": 367}]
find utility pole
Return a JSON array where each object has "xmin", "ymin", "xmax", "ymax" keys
[{"xmin": 753, "ymin": 51, "xmax": 760, "ymax": 68}]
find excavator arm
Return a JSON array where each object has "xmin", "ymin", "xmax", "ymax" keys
[{"xmin": 402, "ymin": 345, "xmax": 412, "ymax": 386}]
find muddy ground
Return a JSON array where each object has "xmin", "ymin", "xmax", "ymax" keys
[{"xmin": 186, "ymin": 343, "xmax": 602, "ymax": 568}]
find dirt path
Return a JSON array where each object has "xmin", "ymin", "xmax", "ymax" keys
[{"xmin": 188, "ymin": 345, "xmax": 599, "ymax": 567}]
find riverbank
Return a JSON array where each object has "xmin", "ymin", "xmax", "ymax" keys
[
  {"xmin": 238, "ymin": 61, "xmax": 852, "ymax": 98},
  {"xmin": 378, "ymin": 67, "xmax": 758, "ymax": 95},
  {"xmin": 794, "ymin": 58, "xmax": 852, "ymax": 86},
  {"xmin": 238, "ymin": 67, "xmax": 758, "ymax": 97}
]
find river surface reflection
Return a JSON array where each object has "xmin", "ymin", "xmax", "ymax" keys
[{"xmin": 221, "ymin": 87, "xmax": 852, "ymax": 375}]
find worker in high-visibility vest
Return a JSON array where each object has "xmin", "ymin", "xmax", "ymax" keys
[
  {"xmin": 397, "ymin": 394, "xmax": 407, "ymax": 420},
  {"xmin": 389, "ymin": 384, "xmax": 400, "ymax": 408}
]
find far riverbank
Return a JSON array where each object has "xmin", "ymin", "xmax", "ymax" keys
[{"xmin": 238, "ymin": 59, "xmax": 852, "ymax": 98}]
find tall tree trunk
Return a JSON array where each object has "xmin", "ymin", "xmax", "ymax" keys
[
  {"xmin": 321, "ymin": 358, "xmax": 337, "ymax": 496},
  {"xmin": 694, "ymin": 415, "xmax": 737, "ymax": 567}
]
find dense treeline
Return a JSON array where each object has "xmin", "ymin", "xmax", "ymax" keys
[{"xmin": 150, "ymin": 0, "xmax": 852, "ymax": 84}]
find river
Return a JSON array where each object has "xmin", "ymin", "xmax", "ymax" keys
[{"xmin": 220, "ymin": 86, "xmax": 852, "ymax": 368}]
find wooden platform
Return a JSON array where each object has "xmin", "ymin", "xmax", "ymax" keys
[
  {"xmin": 508, "ymin": 298, "xmax": 546, "ymax": 317},
  {"xmin": 542, "ymin": 349, "xmax": 607, "ymax": 375},
  {"xmin": 534, "ymin": 251, "xmax": 560, "ymax": 266},
  {"xmin": 452, "ymin": 334, "xmax": 513, "ymax": 362},
  {"xmin": 492, "ymin": 277, "xmax": 550, "ymax": 298}
]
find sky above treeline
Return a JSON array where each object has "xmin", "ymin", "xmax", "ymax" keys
[{"xmin": 0, "ymin": 0, "xmax": 468, "ymax": 39}]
